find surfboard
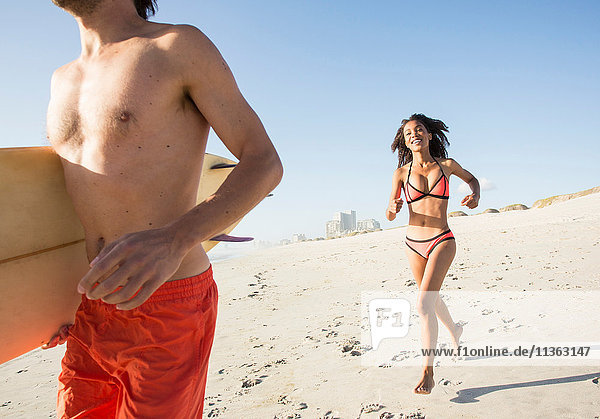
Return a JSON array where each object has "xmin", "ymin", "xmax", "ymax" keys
[{"xmin": 0, "ymin": 146, "xmax": 241, "ymax": 364}]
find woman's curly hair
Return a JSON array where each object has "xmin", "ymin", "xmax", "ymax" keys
[
  {"xmin": 391, "ymin": 113, "xmax": 450, "ymax": 168},
  {"xmin": 134, "ymin": 0, "xmax": 157, "ymax": 20}
]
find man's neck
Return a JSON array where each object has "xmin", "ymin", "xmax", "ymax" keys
[{"xmin": 74, "ymin": 0, "xmax": 147, "ymax": 58}]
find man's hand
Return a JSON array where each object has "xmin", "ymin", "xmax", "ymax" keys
[
  {"xmin": 460, "ymin": 193, "xmax": 480, "ymax": 209},
  {"xmin": 41, "ymin": 324, "xmax": 72, "ymax": 349},
  {"xmin": 78, "ymin": 226, "xmax": 187, "ymax": 310}
]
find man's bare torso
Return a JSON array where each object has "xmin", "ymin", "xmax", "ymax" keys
[{"xmin": 47, "ymin": 23, "xmax": 211, "ymax": 280}]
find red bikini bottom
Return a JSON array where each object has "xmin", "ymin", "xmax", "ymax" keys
[{"xmin": 405, "ymin": 229, "xmax": 455, "ymax": 259}]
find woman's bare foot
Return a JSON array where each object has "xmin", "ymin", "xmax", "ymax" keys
[
  {"xmin": 451, "ymin": 323, "xmax": 463, "ymax": 349},
  {"xmin": 414, "ymin": 367, "xmax": 435, "ymax": 394}
]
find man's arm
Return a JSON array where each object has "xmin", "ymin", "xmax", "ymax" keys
[{"xmin": 166, "ymin": 25, "xmax": 283, "ymax": 253}]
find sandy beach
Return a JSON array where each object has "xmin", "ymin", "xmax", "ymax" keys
[{"xmin": 1, "ymin": 192, "xmax": 599, "ymax": 418}]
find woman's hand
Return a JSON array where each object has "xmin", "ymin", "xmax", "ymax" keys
[
  {"xmin": 390, "ymin": 197, "xmax": 404, "ymax": 213},
  {"xmin": 461, "ymin": 193, "xmax": 479, "ymax": 209},
  {"xmin": 387, "ymin": 198, "xmax": 404, "ymax": 218}
]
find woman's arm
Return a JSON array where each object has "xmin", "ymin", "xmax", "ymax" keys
[
  {"xmin": 386, "ymin": 168, "xmax": 404, "ymax": 221},
  {"xmin": 447, "ymin": 159, "xmax": 480, "ymax": 209}
]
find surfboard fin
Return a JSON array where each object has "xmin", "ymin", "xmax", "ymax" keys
[
  {"xmin": 210, "ymin": 163, "xmax": 237, "ymax": 169},
  {"xmin": 210, "ymin": 234, "xmax": 253, "ymax": 242}
]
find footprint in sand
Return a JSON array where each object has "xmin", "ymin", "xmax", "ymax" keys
[
  {"xmin": 205, "ymin": 394, "xmax": 223, "ymax": 407},
  {"xmin": 341, "ymin": 339, "xmax": 369, "ymax": 356},
  {"xmin": 277, "ymin": 394, "xmax": 291, "ymax": 405},
  {"xmin": 241, "ymin": 378, "xmax": 263, "ymax": 388},
  {"xmin": 438, "ymin": 378, "xmax": 462, "ymax": 386},
  {"xmin": 378, "ymin": 410, "xmax": 424, "ymax": 418},
  {"xmin": 206, "ymin": 407, "xmax": 226, "ymax": 417},
  {"xmin": 239, "ymin": 362, "xmax": 257, "ymax": 368},
  {"xmin": 361, "ymin": 403, "xmax": 385, "ymax": 413},
  {"xmin": 341, "ymin": 339, "xmax": 361, "ymax": 352},
  {"xmin": 391, "ymin": 352, "xmax": 411, "ymax": 362},
  {"xmin": 325, "ymin": 330, "xmax": 338, "ymax": 338}
]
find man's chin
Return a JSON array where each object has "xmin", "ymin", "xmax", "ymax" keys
[{"xmin": 51, "ymin": 0, "xmax": 103, "ymax": 17}]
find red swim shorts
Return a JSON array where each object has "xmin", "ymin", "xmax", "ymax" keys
[{"xmin": 57, "ymin": 266, "xmax": 218, "ymax": 419}]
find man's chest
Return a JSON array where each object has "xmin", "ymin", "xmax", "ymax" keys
[{"xmin": 47, "ymin": 52, "xmax": 180, "ymax": 152}]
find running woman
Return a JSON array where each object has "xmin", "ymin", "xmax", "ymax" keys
[{"xmin": 386, "ymin": 114, "xmax": 480, "ymax": 394}]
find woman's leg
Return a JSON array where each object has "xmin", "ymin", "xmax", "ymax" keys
[
  {"xmin": 405, "ymin": 246, "xmax": 427, "ymax": 288},
  {"xmin": 414, "ymin": 239, "xmax": 456, "ymax": 394},
  {"xmin": 405, "ymin": 245, "xmax": 461, "ymax": 341},
  {"xmin": 435, "ymin": 296, "xmax": 463, "ymax": 348}
]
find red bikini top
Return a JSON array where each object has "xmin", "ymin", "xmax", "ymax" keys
[{"xmin": 402, "ymin": 157, "xmax": 449, "ymax": 204}]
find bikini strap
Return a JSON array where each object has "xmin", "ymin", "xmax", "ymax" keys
[
  {"xmin": 432, "ymin": 156, "xmax": 448, "ymax": 197},
  {"xmin": 432, "ymin": 156, "xmax": 446, "ymax": 178}
]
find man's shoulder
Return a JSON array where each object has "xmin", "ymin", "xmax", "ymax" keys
[
  {"xmin": 150, "ymin": 24, "xmax": 227, "ymax": 80},
  {"xmin": 50, "ymin": 60, "xmax": 80, "ymax": 88},
  {"xmin": 151, "ymin": 23, "xmax": 214, "ymax": 54}
]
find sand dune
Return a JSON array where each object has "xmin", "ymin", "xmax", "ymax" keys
[
  {"xmin": 1, "ymin": 192, "xmax": 599, "ymax": 418},
  {"xmin": 532, "ymin": 185, "xmax": 600, "ymax": 208}
]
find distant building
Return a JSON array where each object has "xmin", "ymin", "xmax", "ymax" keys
[
  {"xmin": 326, "ymin": 219, "xmax": 341, "ymax": 239},
  {"xmin": 292, "ymin": 233, "xmax": 306, "ymax": 243},
  {"xmin": 335, "ymin": 210, "xmax": 356, "ymax": 233},
  {"xmin": 357, "ymin": 219, "xmax": 381, "ymax": 231},
  {"xmin": 280, "ymin": 239, "xmax": 291, "ymax": 246},
  {"xmin": 326, "ymin": 210, "xmax": 357, "ymax": 238},
  {"xmin": 326, "ymin": 210, "xmax": 381, "ymax": 238}
]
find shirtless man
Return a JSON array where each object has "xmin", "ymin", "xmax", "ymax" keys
[{"xmin": 47, "ymin": 0, "xmax": 282, "ymax": 416}]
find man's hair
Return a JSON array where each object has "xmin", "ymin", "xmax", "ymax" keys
[
  {"xmin": 391, "ymin": 113, "xmax": 450, "ymax": 168},
  {"xmin": 133, "ymin": 0, "xmax": 157, "ymax": 20}
]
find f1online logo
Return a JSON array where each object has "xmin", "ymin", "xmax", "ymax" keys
[{"xmin": 368, "ymin": 298, "xmax": 410, "ymax": 350}]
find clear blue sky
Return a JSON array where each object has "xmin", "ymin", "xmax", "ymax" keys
[{"xmin": 1, "ymin": 1, "xmax": 599, "ymax": 242}]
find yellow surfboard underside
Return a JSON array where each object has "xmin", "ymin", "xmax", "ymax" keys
[{"xmin": 0, "ymin": 146, "xmax": 239, "ymax": 364}]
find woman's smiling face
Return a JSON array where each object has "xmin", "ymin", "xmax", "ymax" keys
[{"xmin": 403, "ymin": 120, "xmax": 432, "ymax": 152}]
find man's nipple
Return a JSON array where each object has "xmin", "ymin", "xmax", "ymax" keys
[
  {"xmin": 119, "ymin": 111, "xmax": 131, "ymax": 122},
  {"xmin": 97, "ymin": 237, "xmax": 105, "ymax": 253}
]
